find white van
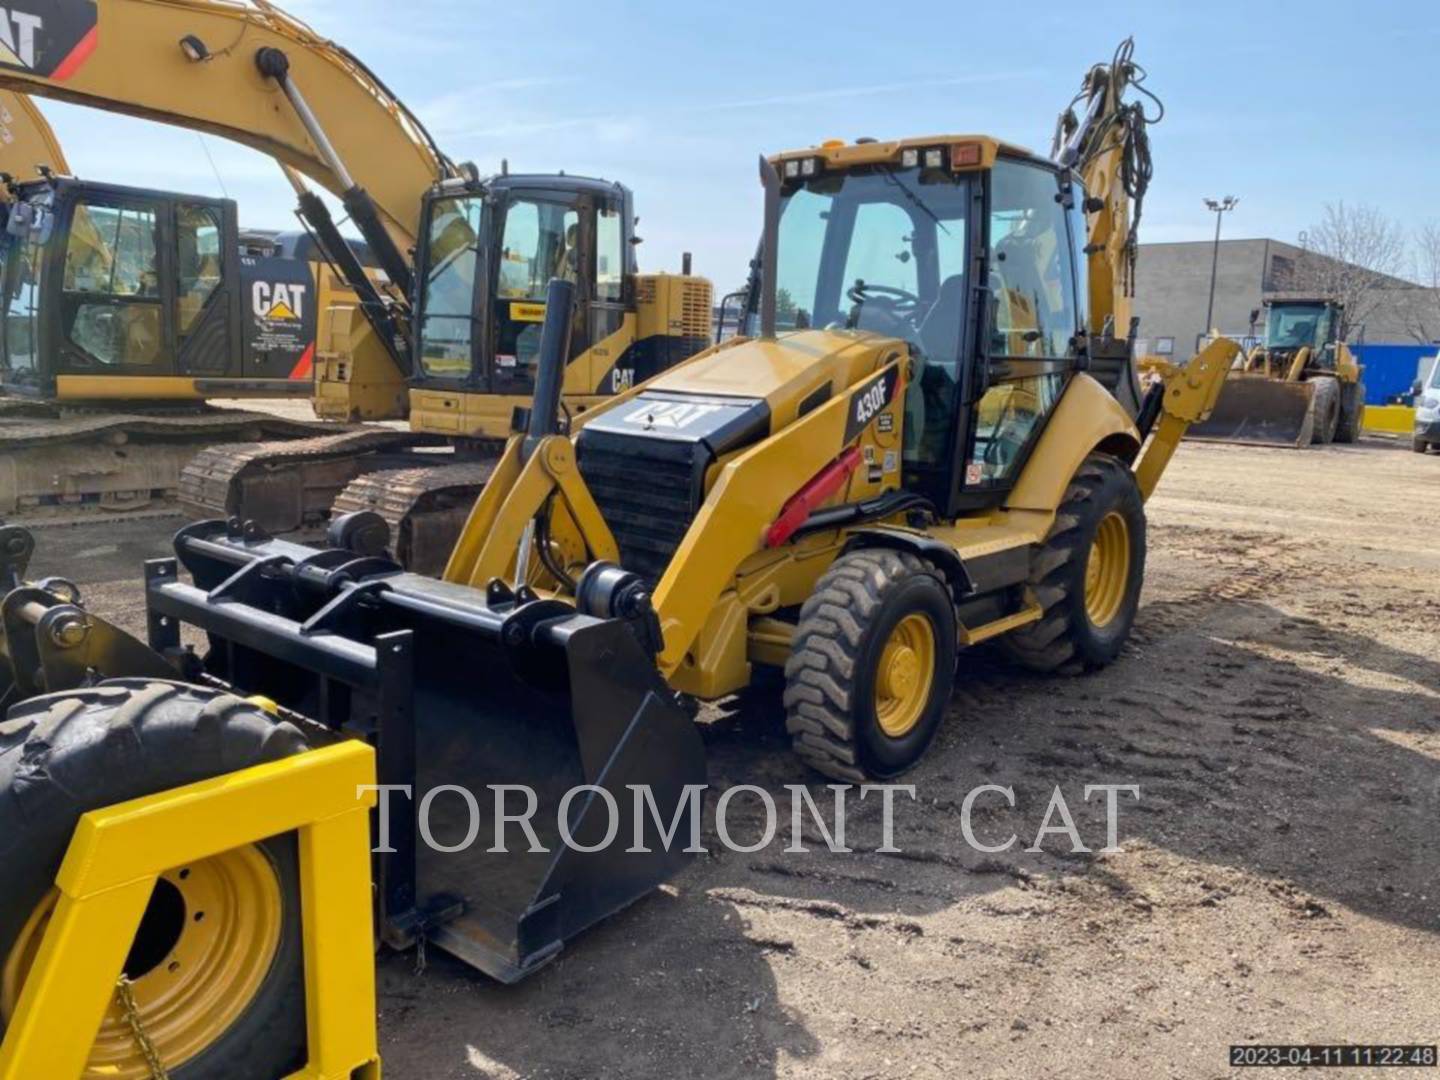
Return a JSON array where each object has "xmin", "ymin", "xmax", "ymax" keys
[{"xmin": 1417, "ymin": 354, "xmax": 1440, "ymax": 453}]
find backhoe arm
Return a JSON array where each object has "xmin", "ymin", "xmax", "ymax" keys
[
  {"xmin": 1052, "ymin": 37, "xmax": 1159, "ymax": 343},
  {"xmin": 0, "ymin": 0, "xmax": 449, "ymax": 260}
]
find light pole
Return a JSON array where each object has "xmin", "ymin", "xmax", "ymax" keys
[{"xmin": 1203, "ymin": 196, "xmax": 1238, "ymax": 340}]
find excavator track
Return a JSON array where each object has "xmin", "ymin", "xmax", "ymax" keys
[
  {"xmin": 179, "ymin": 428, "xmax": 443, "ymax": 534},
  {"xmin": 330, "ymin": 457, "xmax": 497, "ymax": 575},
  {"xmin": 0, "ymin": 404, "xmax": 350, "ymax": 521}
]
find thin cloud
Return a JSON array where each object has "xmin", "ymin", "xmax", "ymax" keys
[
  {"xmin": 441, "ymin": 68, "xmax": 1038, "ymax": 141},
  {"xmin": 695, "ymin": 69, "xmax": 1040, "ymax": 112}
]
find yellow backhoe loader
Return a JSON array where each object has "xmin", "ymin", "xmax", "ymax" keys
[
  {"xmin": 1186, "ymin": 296, "xmax": 1365, "ymax": 446},
  {"xmin": 0, "ymin": 39, "xmax": 1234, "ymax": 1078}
]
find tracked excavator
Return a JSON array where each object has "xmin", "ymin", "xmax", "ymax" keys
[
  {"xmin": 0, "ymin": 0, "xmax": 454, "ymax": 517},
  {"xmin": 0, "ymin": 39, "xmax": 1236, "ymax": 1078},
  {"xmin": 185, "ymin": 167, "xmax": 714, "ymax": 572},
  {"xmin": 1186, "ymin": 296, "xmax": 1366, "ymax": 446},
  {"xmin": 1, "ymin": 0, "xmax": 712, "ymax": 558}
]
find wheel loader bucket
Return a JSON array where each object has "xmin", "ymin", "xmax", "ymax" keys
[
  {"xmin": 144, "ymin": 521, "xmax": 707, "ymax": 983},
  {"xmin": 1184, "ymin": 375, "xmax": 1316, "ymax": 447}
]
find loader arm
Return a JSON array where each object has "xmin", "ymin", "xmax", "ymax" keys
[
  {"xmin": 0, "ymin": 89, "xmax": 69, "ymax": 180},
  {"xmin": 0, "ymin": 0, "xmax": 448, "ymax": 251}
]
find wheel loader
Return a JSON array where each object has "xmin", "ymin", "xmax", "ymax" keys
[
  {"xmin": 0, "ymin": 38, "xmax": 1238, "ymax": 1078},
  {"xmin": 1186, "ymin": 296, "xmax": 1365, "ymax": 447}
]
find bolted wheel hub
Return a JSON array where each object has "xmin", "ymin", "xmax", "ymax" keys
[{"xmin": 873, "ymin": 613, "xmax": 936, "ymax": 738}]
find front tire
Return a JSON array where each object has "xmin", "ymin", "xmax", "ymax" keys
[
  {"xmin": 1309, "ymin": 377, "xmax": 1341, "ymax": 444},
  {"xmin": 1334, "ymin": 380, "xmax": 1364, "ymax": 443},
  {"xmin": 784, "ymin": 549, "xmax": 957, "ymax": 781},
  {"xmin": 0, "ymin": 681, "xmax": 311, "ymax": 1080},
  {"xmin": 1000, "ymin": 453, "xmax": 1146, "ymax": 674}
]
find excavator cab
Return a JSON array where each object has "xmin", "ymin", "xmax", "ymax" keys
[
  {"xmin": 408, "ymin": 173, "xmax": 705, "ymax": 435},
  {"xmin": 0, "ymin": 176, "xmax": 317, "ymax": 400}
]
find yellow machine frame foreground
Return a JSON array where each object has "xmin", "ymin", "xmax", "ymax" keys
[{"xmin": 0, "ymin": 741, "xmax": 380, "ymax": 1080}]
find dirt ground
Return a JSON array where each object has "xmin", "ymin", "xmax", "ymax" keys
[{"xmin": 28, "ymin": 435, "xmax": 1440, "ymax": 1080}]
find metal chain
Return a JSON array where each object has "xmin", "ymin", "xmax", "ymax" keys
[{"xmin": 114, "ymin": 975, "xmax": 170, "ymax": 1080}]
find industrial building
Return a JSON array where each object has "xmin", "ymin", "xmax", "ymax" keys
[{"xmin": 1133, "ymin": 239, "xmax": 1439, "ymax": 402}]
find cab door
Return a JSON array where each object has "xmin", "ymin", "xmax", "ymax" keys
[
  {"xmin": 174, "ymin": 198, "xmax": 241, "ymax": 378},
  {"xmin": 486, "ymin": 189, "xmax": 587, "ymax": 396},
  {"xmin": 952, "ymin": 159, "xmax": 1082, "ymax": 510},
  {"xmin": 54, "ymin": 192, "xmax": 172, "ymax": 378}
]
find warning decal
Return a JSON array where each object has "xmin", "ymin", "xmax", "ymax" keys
[{"xmin": 0, "ymin": 2, "xmax": 99, "ymax": 81}]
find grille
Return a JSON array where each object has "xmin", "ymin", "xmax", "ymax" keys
[
  {"xmin": 578, "ymin": 441, "xmax": 697, "ymax": 584},
  {"xmin": 635, "ymin": 277, "xmax": 657, "ymax": 306},
  {"xmin": 679, "ymin": 280, "xmax": 714, "ymax": 339}
]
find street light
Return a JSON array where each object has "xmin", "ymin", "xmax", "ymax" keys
[{"xmin": 1203, "ymin": 195, "xmax": 1239, "ymax": 340}]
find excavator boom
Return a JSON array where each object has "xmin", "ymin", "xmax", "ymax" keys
[
  {"xmin": 0, "ymin": 0, "xmax": 447, "ymax": 248},
  {"xmin": 0, "ymin": 87, "xmax": 69, "ymax": 179}
]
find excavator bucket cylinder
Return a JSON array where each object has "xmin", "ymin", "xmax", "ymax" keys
[
  {"xmin": 1185, "ymin": 376, "xmax": 1317, "ymax": 448},
  {"xmin": 145, "ymin": 520, "xmax": 706, "ymax": 982}
]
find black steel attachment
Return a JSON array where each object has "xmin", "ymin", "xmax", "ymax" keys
[{"xmin": 145, "ymin": 519, "xmax": 706, "ymax": 982}]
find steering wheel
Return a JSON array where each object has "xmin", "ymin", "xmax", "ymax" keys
[{"xmin": 846, "ymin": 280, "xmax": 922, "ymax": 333}]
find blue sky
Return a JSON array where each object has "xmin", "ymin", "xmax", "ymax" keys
[{"xmin": 37, "ymin": 0, "xmax": 1440, "ymax": 290}]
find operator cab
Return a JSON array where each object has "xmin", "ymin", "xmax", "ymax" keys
[
  {"xmin": 0, "ymin": 176, "xmax": 311, "ymax": 399},
  {"xmin": 755, "ymin": 139, "xmax": 1094, "ymax": 516},
  {"xmin": 1261, "ymin": 298, "xmax": 1343, "ymax": 358},
  {"xmin": 413, "ymin": 173, "xmax": 636, "ymax": 397}
]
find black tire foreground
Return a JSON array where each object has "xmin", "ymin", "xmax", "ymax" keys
[
  {"xmin": 999, "ymin": 453, "xmax": 1147, "ymax": 675},
  {"xmin": 0, "ymin": 680, "xmax": 309, "ymax": 1079},
  {"xmin": 784, "ymin": 548, "xmax": 957, "ymax": 782}
]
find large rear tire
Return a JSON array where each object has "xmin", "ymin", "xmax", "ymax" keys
[
  {"xmin": 784, "ymin": 549, "xmax": 957, "ymax": 781},
  {"xmin": 1000, "ymin": 453, "xmax": 1146, "ymax": 674},
  {"xmin": 0, "ymin": 680, "xmax": 310, "ymax": 1079},
  {"xmin": 1334, "ymin": 380, "xmax": 1365, "ymax": 444},
  {"xmin": 1309, "ymin": 376, "xmax": 1341, "ymax": 445}
]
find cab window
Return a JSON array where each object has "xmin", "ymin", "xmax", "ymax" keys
[
  {"xmin": 596, "ymin": 207, "xmax": 624, "ymax": 302},
  {"xmin": 417, "ymin": 195, "xmax": 482, "ymax": 379},
  {"xmin": 498, "ymin": 199, "xmax": 579, "ymax": 300},
  {"xmin": 62, "ymin": 202, "xmax": 163, "ymax": 367},
  {"xmin": 967, "ymin": 161, "xmax": 1079, "ymax": 488},
  {"xmin": 177, "ymin": 204, "xmax": 223, "ymax": 338}
]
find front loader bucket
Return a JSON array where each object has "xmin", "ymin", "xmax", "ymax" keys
[
  {"xmin": 1185, "ymin": 376, "xmax": 1316, "ymax": 447},
  {"xmin": 146, "ymin": 521, "xmax": 707, "ymax": 982}
]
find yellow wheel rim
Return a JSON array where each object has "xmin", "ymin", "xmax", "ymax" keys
[
  {"xmin": 874, "ymin": 613, "xmax": 937, "ymax": 738},
  {"xmin": 1084, "ymin": 511, "xmax": 1131, "ymax": 628},
  {"xmin": 1, "ymin": 845, "xmax": 283, "ymax": 1079}
]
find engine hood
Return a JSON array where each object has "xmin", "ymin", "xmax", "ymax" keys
[{"xmin": 644, "ymin": 328, "xmax": 906, "ymax": 430}]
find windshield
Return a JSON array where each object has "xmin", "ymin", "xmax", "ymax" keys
[
  {"xmin": 1428, "ymin": 357, "xmax": 1440, "ymax": 390},
  {"xmin": 772, "ymin": 164, "xmax": 971, "ymax": 476},
  {"xmin": 417, "ymin": 194, "xmax": 484, "ymax": 379},
  {"xmin": 773, "ymin": 165, "xmax": 969, "ymax": 335},
  {"xmin": 0, "ymin": 193, "xmax": 54, "ymax": 383},
  {"xmin": 497, "ymin": 198, "xmax": 579, "ymax": 302},
  {"xmin": 1266, "ymin": 303, "xmax": 1328, "ymax": 350}
]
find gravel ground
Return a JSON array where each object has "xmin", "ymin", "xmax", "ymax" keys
[{"xmin": 27, "ymin": 435, "xmax": 1440, "ymax": 1080}]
